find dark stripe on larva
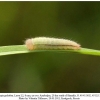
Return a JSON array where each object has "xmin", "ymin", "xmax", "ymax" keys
[{"xmin": 39, "ymin": 44, "xmax": 77, "ymax": 47}]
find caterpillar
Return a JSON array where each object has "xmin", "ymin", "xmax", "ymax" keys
[{"xmin": 25, "ymin": 37, "xmax": 81, "ymax": 50}]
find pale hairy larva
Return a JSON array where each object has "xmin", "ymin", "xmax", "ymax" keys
[{"xmin": 25, "ymin": 37, "xmax": 81, "ymax": 50}]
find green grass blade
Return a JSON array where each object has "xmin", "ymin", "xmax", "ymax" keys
[
  {"xmin": 0, "ymin": 45, "xmax": 99, "ymax": 56},
  {"xmin": 76, "ymin": 48, "xmax": 100, "ymax": 56},
  {"xmin": 0, "ymin": 45, "xmax": 29, "ymax": 56}
]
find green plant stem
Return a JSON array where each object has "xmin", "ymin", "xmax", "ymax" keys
[{"xmin": 0, "ymin": 45, "xmax": 99, "ymax": 56}]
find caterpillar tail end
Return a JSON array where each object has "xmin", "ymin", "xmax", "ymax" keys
[{"xmin": 73, "ymin": 44, "xmax": 81, "ymax": 50}]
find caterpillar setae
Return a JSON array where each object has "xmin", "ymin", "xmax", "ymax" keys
[{"xmin": 25, "ymin": 37, "xmax": 81, "ymax": 50}]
